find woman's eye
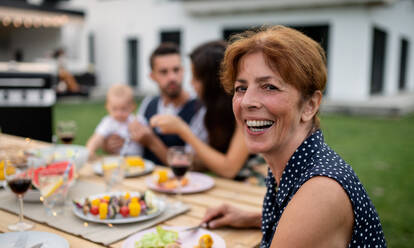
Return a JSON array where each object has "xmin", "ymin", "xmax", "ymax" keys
[
  {"xmin": 234, "ymin": 85, "xmax": 247, "ymax": 93},
  {"xmin": 264, "ymin": 84, "xmax": 279, "ymax": 91}
]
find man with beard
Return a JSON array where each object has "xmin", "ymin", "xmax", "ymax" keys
[{"xmin": 104, "ymin": 43, "xmax": 206, "ymax": 165}]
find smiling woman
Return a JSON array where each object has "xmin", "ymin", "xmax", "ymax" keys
[{"xmin": 201, "ymin": 25, "xmax": 387, "ymax": 248}]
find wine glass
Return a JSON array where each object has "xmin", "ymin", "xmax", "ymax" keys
[
  {"xmin": 56, "ymin": 120, "xmax": 77, "ymax": 144},
  {"xmin": 4, "ymin": 159, "xmax": 35, "ymax": 231},
  {"xmin": 167, "ymin": 146, "xmax": 192, "ymax": 204}
]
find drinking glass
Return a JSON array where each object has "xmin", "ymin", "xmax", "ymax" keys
[
  {"xmin": 102, "ymin": 156, "xmax": 125, "ymax": 192},
  {"xmin": 56, "ymin": 120, "xmax": 77, "ymax": 144},
  {"xmin": 167, "ymin": 146, "xmax": 192, "ymax": 204},
  {"xmin": 37, "ymin": 165, "xmax": 71, "ymax": 216},
  {"xmin": 4, "ymin": 160, "xmax": 35, "ymax": 231}
]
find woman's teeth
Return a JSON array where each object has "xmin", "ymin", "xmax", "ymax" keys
[{"xmin": 246, "ymin": 120, "xmax": 274, "ymax": 132}]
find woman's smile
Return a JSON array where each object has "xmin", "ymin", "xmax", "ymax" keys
[{"xmin": 245, "ymin": 119, "xmax": 275, "ymax": 134}]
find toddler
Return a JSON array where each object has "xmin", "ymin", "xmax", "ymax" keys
[{"xmin": 86, "ymin": 83, "xmax": 143, "ymax": 159}]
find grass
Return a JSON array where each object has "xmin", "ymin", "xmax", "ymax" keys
[
  {"xmin": 321, "ymin": 114, "xmax": 414, "ymax": 248},
  {"xmin": 54, "ymin": 100, "xmax": 414, "ymax": 247}
]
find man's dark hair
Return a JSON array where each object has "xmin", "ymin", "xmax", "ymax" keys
[{"xmin": 149, "ymin": 42, "xmax": 180, "ymax": 70}]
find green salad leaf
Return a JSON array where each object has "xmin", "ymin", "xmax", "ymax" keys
[{"xmin": 135, "ymin": 226, "xmax": 179, "ymax": 248}]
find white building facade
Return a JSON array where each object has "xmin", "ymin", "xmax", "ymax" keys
[{"xmin": 60, "ymin": 0, "xmax": 414, "ymax": 102}]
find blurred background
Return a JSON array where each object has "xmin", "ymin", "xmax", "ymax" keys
[{"xmin": 0, "ymin": 0, "xmax": 413, "ymax": 247}]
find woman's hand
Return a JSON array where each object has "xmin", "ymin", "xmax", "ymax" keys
[
  {"xmin": 150, "ymin": 114, "xmax": 188, "ymax": 136},
  {"xmin": 128, "ymin": 120, "xmax": 153, "ymax": 146},
  {"xmin": 202, "ymin": 204, "xmax": 261, "ymax": 229}
]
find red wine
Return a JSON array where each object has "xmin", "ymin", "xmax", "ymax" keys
[
  {"xmin": 60, "ymin": 135, "xmax": 74, "ymax": 144},
  {"xmin": 8, "ymin": 178, "xmax": 32, "ymax": 195},
  {"xmin": 171, "ymin": 164, "xmax": 189, "ymax": 179}
]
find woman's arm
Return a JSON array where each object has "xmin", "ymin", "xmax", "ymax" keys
[
  {"xmin": 128, "ymin": 120, "xmax": 168, "ymax": 165},
  {"xmin": 150, "ymin": 114, "xmax": 249, "ymax": 178},
  {"xmin": 270, "ymin": 176, "xmax": 354, "ymax": 248}
]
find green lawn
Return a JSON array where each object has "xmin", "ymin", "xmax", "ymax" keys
[{"xmin": 54, "ymin": 100, "xmax": 414, "ymax": 247}]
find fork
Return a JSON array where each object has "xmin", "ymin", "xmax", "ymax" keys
[
  {"xmin": 30, "ymin": 243, "xmax": 43, "ymax": 248},
  {"xmin": 181, "ymin": 222, "xmax": 208, "ymax": 233}
]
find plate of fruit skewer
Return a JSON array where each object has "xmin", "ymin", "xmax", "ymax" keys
[{"xmin": 72, "ymin": 191, "xmax": 166, "ymax": 224}]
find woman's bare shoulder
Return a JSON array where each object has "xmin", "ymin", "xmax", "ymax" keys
[{"xmin": 271, "ymin": 176, "xmax": 354, "ymax": 248}]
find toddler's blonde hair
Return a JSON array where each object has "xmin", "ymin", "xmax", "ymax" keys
[{"xmin": 106, "ymin": 83, "xmax": 134, "ymax": 104}]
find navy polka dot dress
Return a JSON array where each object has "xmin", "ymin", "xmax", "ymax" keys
[{"xmin": 260, "ymin": 130, "xmax": 386, "ymax": 247}]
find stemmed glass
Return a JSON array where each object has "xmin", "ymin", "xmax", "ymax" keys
[
  {"xmin": 167, "ymin": 146, "xmax": 192, "ymax": 205},
  {"xmin": 4, "ymin": 159, "xmax": 35, "ymax": 231},
  {"xmin": 56, "ymin": 120, "xmax": 77, "ymax": 144}
]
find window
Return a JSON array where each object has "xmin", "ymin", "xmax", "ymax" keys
[
  {"xmin": 127, "ymin": 38, "xmax": 139, "ymax": 87},
  {"xmin": 399, "ymin": 38, "xmax": 409, "ymax": 91},
  {"xmin": 370, "ymin": 27, "xmax": 387, "ymax": 95},
  {"xmin": 223, "ymin": 27, "xmax": 250, "ymax": 41},
  {"xmin": 88, "ymin": 33, "xmax": 95, "ymax": 65},
  {"xmin": 160, "ymin": 30, "xmax": 181, "ymax": 47}
]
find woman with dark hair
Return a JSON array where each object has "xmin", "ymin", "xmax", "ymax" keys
[{"xmin": 150, "ymin": 40, "xmax": 250, "ymax": 179}]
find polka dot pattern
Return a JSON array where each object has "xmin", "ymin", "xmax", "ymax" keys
[{"xmin": 260, "ymin": 130, "xmax": 386, "ymax": 248}]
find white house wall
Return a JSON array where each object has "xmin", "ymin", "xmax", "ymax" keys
[
  {"xmin": 62, "ymin": 0, "xmax": 413, "ymax": 100},
  {"xmin": 329, "ymin": 9, "xmax": 371, "ymax": 101}
]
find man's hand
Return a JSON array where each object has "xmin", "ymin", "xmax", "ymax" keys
[
  {"xmin": 202, "ymin": 204, "xmax": 261, "ymax": 229},
  {"xmin": 149, "ymin": 114, "xmax": 186, "ymax": 135},
  {"xmin": 128, "ymin": 120, "xmax": 153, "ymax": 146},
  {"xmin": 102, "ymin": 134, "xmax": 124, "ymax": 154}
]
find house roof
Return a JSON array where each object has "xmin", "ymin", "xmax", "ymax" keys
[
  {"xmin": 180, "ymin": 0, "xmax": 397, "ymax": 15},
  {"xmin": 0, "ymin": 0, "xmax": 84, "ymax": 17},
  {"xmin": 0, "ymin": 0, "xmax": 84, "ymax": 28}
]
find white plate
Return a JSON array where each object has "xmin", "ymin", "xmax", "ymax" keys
[
  {"xmin": 0, "ymin": 231, "xmax": 69, "ymax": 248},
  {"xmin": 146, "ymin": 172, "xmax": 215, "ymax": 194},
  {"xmin": 93, "ymin": 157, "xmax": 155, "ymax": 178},
  {"xmin": 27, "ymin": 144, "xmax": 89, "ymax": 170},
  {"xmin": 122, "ymin": 226, "xmax": 226, "ymax": 248},
  {"xmin": 72, "ymin": 191, "xmax": 166, "ymax": 224}
]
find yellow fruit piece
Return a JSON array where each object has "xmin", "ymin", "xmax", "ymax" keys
[
  {"xmin": 124, "ymin": 192, "xmax": 130, "ymax": 200},
  {"xmin": 198, "ymin": 234, "xmax": 213, "ymax": 248},
  {"xmin": 91, "ymin": 198, "xmax": 101, "ymax": 207},
  {"xmin": 99, "ymin": 202, "xmax": 108, "ymax": 219},
  {"xmin": 41, "ymin": 177, "xmax": 63, "ymax": 198},
  {"xmin": 6, "ymin": 166, "xmax": 15, "ymax": 176},
  {"xmin": 130, "ymin": 197, "xmax": 139, "ymax": 203},
  {"xmin": 152, "ymin": 169, "xmax": 168, "ymax": 184},
  {"xmin": 125, "ymin": 156, "xmax": 145, "ymax": 167},
  {"xmin": 0, "ymin": 161, "xmax": 14, "ymax": 180},
  {"xmin": 103, "ymin": 195, "xmax": 111, "ymax": 202},
  {"xmin": 102, "ymin": 162, "xmax": 118, "ymax": 171},
  {"xmin": 128, "ymin": 202, "xmax": 141, "ymax": 217}
]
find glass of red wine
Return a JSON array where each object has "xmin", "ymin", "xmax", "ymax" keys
[
  {"xmin": 167, "ymin": 146, "xmax": 192, "ymax": 205},
  {"xmin": 56, "ymin": 120, "xmax": 77, "ymax": 144},
  {"xmin": 4, "ymin": 159, "xmax": 35, "ymax": 231}
]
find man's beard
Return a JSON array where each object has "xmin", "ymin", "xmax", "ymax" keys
[{"xmin": 163, "ymin": 81, "xmax": 182, "ymax": 99}]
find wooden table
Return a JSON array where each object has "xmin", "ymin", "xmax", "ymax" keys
[{"xmin": 0, "ymin": 134, "xmax": 266, "ymax": 248}]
